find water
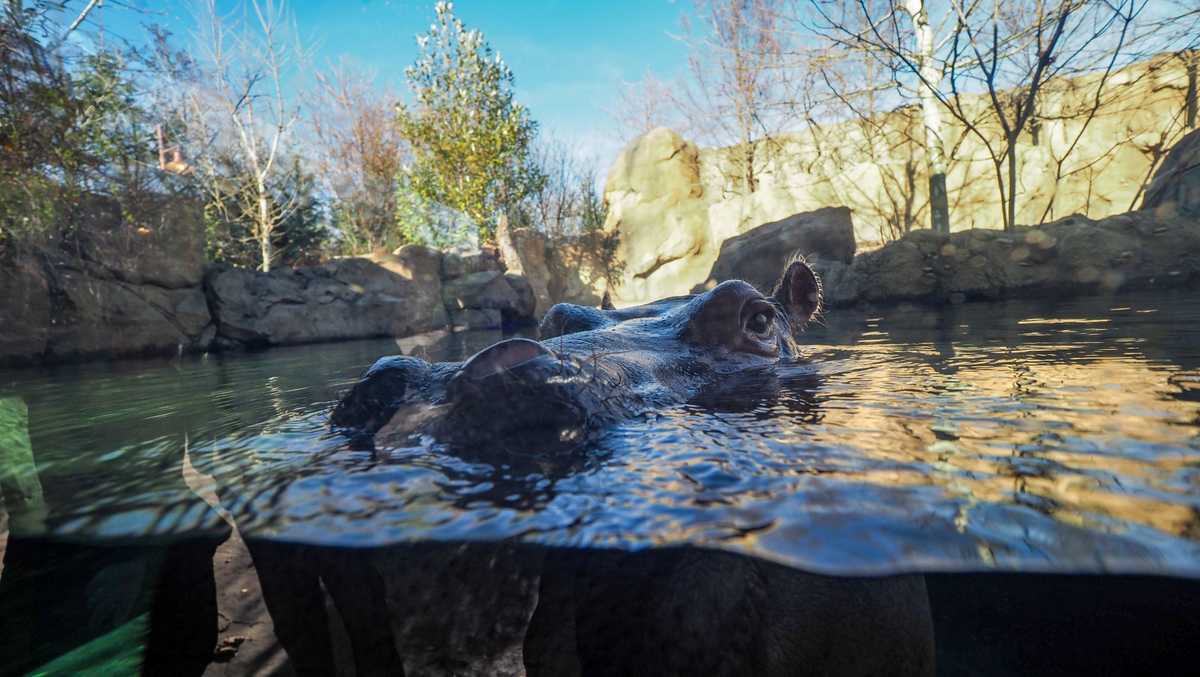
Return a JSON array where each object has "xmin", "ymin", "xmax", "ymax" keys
[{"xmin": 2, "ymin": 290, "xmax": 1200, "ymax": 674}]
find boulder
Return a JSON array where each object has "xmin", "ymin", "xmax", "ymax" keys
[
  {"xmin": 206, "ymin": 249, "xmax": 448, "ymax": 348},
  {"xmin": 497, "ymin": 220, "xmax": 552, "ymax": 317},
  {"xmin": 0, "ymin": 256, "xmax": 50, "ymax": 362},
  {"xmin": 449, "ymin": 308, "xmax": 504, "ymax": 331},
  {"xmin": 442, "ymin": 271, "xmax": 521, "ymax": 313},
  {"xmin": 600, "ymin": 58, "xmax": 1197, "ymax": 304},
  {"xmin": 442, "ymin": 248, "xmax": 504, "ymax": 280},
  {"xmin": 817, "ymin": 209, "xmax": 1200, "ymax": 307},
  {"xmin": 390, "ymin": 245, "xmax": 446, "ymax": 296},
  {"xmin": 497, "ymin": 220, "xmax": 612, "ymax": 316},
  {"xmin": 603, "ymin": 128, "xmax": 708, "ymax": 305},
  {"xmin": 0, "ymin": 246, "xmax": 214, "ymax": 366},
  {"xmin": 504, "ymin": 274, "xmax": 537, "ymax": 320},
  {"xmin": 544, "ymin": 232, "xmax": 611, "ymax": 308},
  {"xmin": 71, "ymin": 193, "xmax": 207, "ymax": 289},
  {"xmin": 0, "ymin": 195, "xmax": 215, "ymax": 365},
  {"xmin": 46, "ymin": 271, "xmax": 212, "ymax": 359},
  {"xmin": 697, "ymin": 207, "xmax": 856, "ymax": 294},
  {"xmin": 1143, "ymin": 127, "xmax": 1200, "ymax": 214}
]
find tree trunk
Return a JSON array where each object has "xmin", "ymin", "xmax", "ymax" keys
[
  {"xmin": 1187, "ymin": 49, "xmax": 1198, "ymax": 130},
  {"xmin": 1005, "ymin": 135, "xmax": 1019, "ymax": 232},
  {"xmin": 905, "ymin": 0, "xmax": 950, "ymax": 234},
  {"xmin": 744, "ymin": 142, "xmax": 757, "ymax": 193},
  {"xmin": 1029, "ymin": 94, "xmax": 1041, "ymax": 145},
  {"xmin": 257, "ymin": 188, "xmax": 273, "ymax": 272}
]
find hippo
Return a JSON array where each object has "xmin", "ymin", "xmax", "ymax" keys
[
  {"xmin": 331, "ymin": 254, "xmax": 824, "ymax": 445},
  {"xmin": 311, "ymin": 254, "xmax": 935, "ymax": 676}
]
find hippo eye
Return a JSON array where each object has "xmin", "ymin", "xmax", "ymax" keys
[{"xmin": 746, "ymin": 310, "xmax": 773, "ymax": 336}]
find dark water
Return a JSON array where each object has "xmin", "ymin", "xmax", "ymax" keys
[
  {"xmin": 3, "ymin": 290, "xmax": 1200, "ymax": 674},
  {"xmin": 5, "ymin": 292, "xmax": 1200, "ymax": 575}
]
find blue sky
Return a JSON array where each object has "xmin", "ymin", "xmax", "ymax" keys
[{"xmin": 87, "ymin": 0, "xmax": 693, "ymax": 171}]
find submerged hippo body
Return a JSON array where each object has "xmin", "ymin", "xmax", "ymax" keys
[
  {"xmin": 332, "ymin": 255, "xmax": 824, "ymax": 444},
  {"xmin": 324, "ymin": 255, "xmax": 935, "ymax": 676}
]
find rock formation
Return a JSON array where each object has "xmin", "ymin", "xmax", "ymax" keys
[
  {"xmin": 760, "ymin": 209, "xmax": 1199, "ymax": 308},
  {"xmin": 0, "ymin": 241, "xmax": 540, "ymax": 367},
  {"xmin": 695, "ymin": 207, "xmax": 855, "ymax": 295},
  {"xmin": 497, "ymin": 219, "xmax": 613, "ymax": 317},
  {"xmin": 602, "ymin": 55, "xmax": 1197, "ymax": 305},
  {"xmin": 0, "ymin": 209, "xmax": 213, "ymax": 365},
  {"xmin": 1144, "ymin": 126, "xmax": 1200, "ymax": 214},
  {"xmin": 697, "ymin": 119, "xmax": 1200, "ymax": 308},
  {"xmin": 204, "ymin": 246, "xmax": 449, "ymax": 349}
]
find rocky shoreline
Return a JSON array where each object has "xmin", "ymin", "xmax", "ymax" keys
[
  {"xmin": 0, "ymin": 241, "xmax": 538, "ymax": 368},
  {"xmin": 2, "ymin": 127, "xmax": 1197, "ymax": 369},
  {"xmin": 811, "ymin": 207, "xmax": 1200, "ymax": 309}
]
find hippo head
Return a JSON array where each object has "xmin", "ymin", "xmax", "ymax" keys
[{"xmin": 331, "ymin": 255, "xmax": 822, "ymax": 448}]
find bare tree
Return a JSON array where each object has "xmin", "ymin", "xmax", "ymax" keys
[
  {"xmin": 525, "ymin": 138, "xmax": 604, "ymax": 237},
  {"xmin": 183, "ymin": 0, "xmax": 305, "ymax": 271},
  {"xmin": 942, "ymin": 0, "xmax": 1140, "ymax": 231},
  {"xmin": 806, "ymin": 0, "xmax": 1196, "ymax": 232},
  {"xmin": 611, "ymin": 70, "xmax": 680, "ymax": 140},
  {"xmin": 676, "ymin": 0, "xmax": 791, "ymax": 193},
  {"xmin": 311, "ymin": 62, "xmax": 407, "ymax": 254},
  {"xmin": 901, "ymin": 0, "xmax": 950, "ymax": 233},
  {"xmin": 801, "ymin": 0, "xmax": 956, "ymax": 231}
]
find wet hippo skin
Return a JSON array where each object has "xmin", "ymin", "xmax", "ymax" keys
[
  {"xmin": 317, "ymin": 254, "xmax": 936, "ymax": 676},
  {"xmin": 331, "ymin": 255, "xmax": 825, "ymax": 447},
  {"xmin": 526, "ymin": 548, "xmax": 935, "ymax": 677}
]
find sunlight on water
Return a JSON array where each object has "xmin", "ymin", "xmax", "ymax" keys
[{"xmin": 2, "ymin": 291, "xmax": 1199, "ymax": 577}]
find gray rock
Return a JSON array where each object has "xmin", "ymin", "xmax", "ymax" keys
[
  {"xmin": 497, "ymin": 220, "xmax": 553, "ymax": 317},
  {"xmin": 206, "ymin": 252, "xmax": 448, "ymax": 348},
  {"xmin": 819, "ymin": 209, "xmax": 1200, "ymax": 308},
  {"xmin": 1144, "ymin": 127, "xmax": 1200, "ymax": 214},
  {"xmin": 441, "ymin": 271, "xmax": 520, "ymax": 313},
  {"xmin": 71, "ymin": 195, "xmax": 207, "ymax": 289},
  {"xmin": 496, "ymin": 219, "xmax": 614, "ymax": 317},
  {"xmin": 0, "ymin": 256, "xmax": 50, "ymax": 362},
  {"xmin": 43, "ymin": 272, "xmax": 213, "ymax": 360},
  {"xmin": 699, "ymin": 207, "xmax": 857, "ymax": 295},
  {"xmin": 450, "ymin": 308, "xmax": 504, "ymax": 331},
  {"xmin": 0, "ymin": 245, "xmax": 213, "ymax": 366},
  {"xmin": 442, "ymin": 248, "xmax": 503, "ymax": 279},
  {"xmin": 504, "ymin": 274, "xmax": 537, "ymax": 320}
]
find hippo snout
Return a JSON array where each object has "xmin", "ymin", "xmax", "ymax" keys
[
  {"xmin": 330, "ymin": 355, "xmax": 432, "ymax": 434},
  {"xmin": 441, "ymin": 338, "xmax": 606, "ymax": 443}
]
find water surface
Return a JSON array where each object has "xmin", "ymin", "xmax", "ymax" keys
[{"xmin": 2, "ymin": 291, "xmax": 1199, "ymax": 577}]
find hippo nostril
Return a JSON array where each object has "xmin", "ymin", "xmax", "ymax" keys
[{"xmin": 459, "ymin": 338, "xmax": 553, "ymax": 381}]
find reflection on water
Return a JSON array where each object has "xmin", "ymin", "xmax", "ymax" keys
[
  {"xmin": 5, "ymin": 293, "xmax": 1198, "ymax": 575},
  {"xmin": 2, "ymin": 291, "xmax": 1200, "ymax": 674}
]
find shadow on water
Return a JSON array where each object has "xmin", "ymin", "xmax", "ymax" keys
[{"xmin": 3, "ymin": 291, "xmax": 1200, "ymax": 674}]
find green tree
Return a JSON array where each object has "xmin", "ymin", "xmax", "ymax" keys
[
  {"xmin": 395, "ymin": 1, "xmax": 544, "ymax": 246},
  {"xmin": 0, "ymin": 4, "xmax": 172, "ymax": 248},
  {"xmin": 203, "ymin": 155, "xmax": 329, "ymax": 268}
]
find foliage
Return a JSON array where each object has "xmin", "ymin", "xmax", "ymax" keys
[
  {"xmin": 183, "ymin": 0, "xmax": 305, "ymax": 272},
  {"xmin": 395, "ymin": 1, "xmax": 545, "ymax": 246},
  {"xmin": 312, "ymin": 64, "xmax": 408, "ymax": 255},
  {"xmin": 204, "ymin": 156, "xmax": 329, "ymax": 268},
  {"xmin": 523, "ymin": 139, "xmax": 605, "ymax": 237},
  {"xmin": 0, "ymin": 6, "xmax": 177, "ymax": 248}
]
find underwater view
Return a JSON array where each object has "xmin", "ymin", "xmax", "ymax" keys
[{"xmin": 3, "ymin": 290, "xmax": 1200, "ymax": 675}]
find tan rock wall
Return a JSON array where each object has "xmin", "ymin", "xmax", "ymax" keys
[{"xmin": 603, "ymin": 54, "xmax": 1199, "ymax": 306}]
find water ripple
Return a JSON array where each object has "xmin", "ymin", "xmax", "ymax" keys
[{"xmin": 2, "ymin": 292, "xmax": 1199, "ymax": 576}]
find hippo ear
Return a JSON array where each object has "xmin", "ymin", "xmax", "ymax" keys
[{"xmin": 769, "ymin": 254, "xmax": 822, "ymax": 334}]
